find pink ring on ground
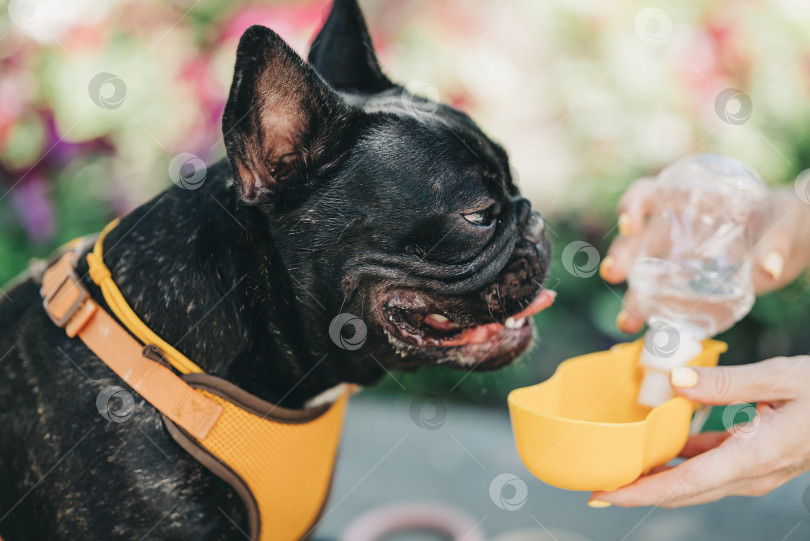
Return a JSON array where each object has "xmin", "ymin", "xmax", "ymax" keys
[{"xmin": 339, "ymin": 501, "xmax": 486, "ymax": 541}]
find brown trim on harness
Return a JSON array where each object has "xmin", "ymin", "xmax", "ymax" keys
[
  {"xmin": 162, "ymin": 413, "xmax": 262, "ymax": 539},
  {"xmin": 181, "ymin": 373, "xmax": 330, "ymax": 424},
  {"xmin": 161, "ymin": 374, "xmax": 340, "ymax": 541}
]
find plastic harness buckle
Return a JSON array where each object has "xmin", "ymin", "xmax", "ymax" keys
[{"xmin": 42, "ymin": 257, "xmax": 96, "ymax": 337}]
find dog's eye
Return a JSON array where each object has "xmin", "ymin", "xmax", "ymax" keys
[{"xmin": 462, "ymin": 205, "xmax": 497, "ymax": 227}]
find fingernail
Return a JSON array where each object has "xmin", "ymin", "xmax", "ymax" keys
[
  {"xmin": 587, "ymin": 500, "xmax": 612, "ymax": 508},
  {"xmin": 599, "ymin": 255, "xmax": 615, "ymax": 279},
  {"xmin": 616, "ymin": 309, "xmax": 629, "ymax": 331},
  {"xmin": 618, "ymin": 213, "xmax": 632, "ymax": 236},
  {"xmin": 671, "ymin": 366, "xmax": 698, "ymax": 388},
  {"xmin": 762, "ymin": 251, "xmax": 784, "ymax": 281}
]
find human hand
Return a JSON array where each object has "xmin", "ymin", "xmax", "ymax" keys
[
  {"xmin": 600, "ymin": 178, "xmax": 810, "ymax": 334},
  {"xmin": 588, "ymin": 356, "xmax": 810, "ymax": 508}
]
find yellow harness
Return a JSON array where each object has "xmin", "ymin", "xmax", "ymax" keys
[{"xmin": 40, "ymin": 222, "xmax": 347, "ymax": 541}]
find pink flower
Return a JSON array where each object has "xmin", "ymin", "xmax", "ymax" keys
[
  {"xmin": 219, "ymin": 3, "xmax": 325, "ymax": 47},
  {"xmin": 10, "ymin": 173, "xmax": 54, "ymax": 243}
]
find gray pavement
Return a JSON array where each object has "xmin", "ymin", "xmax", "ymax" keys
[{"xmin": 315, "ymin": 392, "xmax": 810, "ymax": 541}]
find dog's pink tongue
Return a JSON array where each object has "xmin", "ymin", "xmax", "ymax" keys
[
  {"xmin": 442, "ymin": 289, "xmax": 556, "ymax": 346},
  {"xmin": 511, "ymin": 288, "xmax": 557, "ymax": 319},
  {"xmin": 443, "ymin": 324, "xmax": 495, "ymax": 345}
]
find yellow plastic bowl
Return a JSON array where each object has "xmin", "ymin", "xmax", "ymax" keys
[{"xmin": 508, "ymin": 339, "xmax": 727, "ymax": 491}]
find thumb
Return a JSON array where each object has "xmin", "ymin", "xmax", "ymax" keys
[{"xmin": 669, "ymin": 357, "xmax": 804, "ymax": 405}]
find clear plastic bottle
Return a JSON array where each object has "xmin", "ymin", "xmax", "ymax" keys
[{"xmin": 628, "ymin": 154, "xmax": 770, "ymax": 407}]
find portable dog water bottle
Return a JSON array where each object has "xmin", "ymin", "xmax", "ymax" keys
[
  {"xmin": 509, "ymin": 154, "xmax": 769, "ymax": 491},
  {"xmin": 628, "ymin": 154, "xmax": 769, "ymax": 407}
]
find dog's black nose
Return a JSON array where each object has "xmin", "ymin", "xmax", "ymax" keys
[{"xmin": 514, "ymin": 197, "xmax": 545, "ymax": 244}]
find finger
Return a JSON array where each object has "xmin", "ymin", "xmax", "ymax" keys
[
  {"xmin": 752, "ymin": 193, "xmax": 804, "ymax": 294},
  {"xmin": 652, "ymin": 486, "xmax": 734, "ymax": 509},
  {"xmin": 600, "ymin": 232, "xmax": 645, "ymax": 284},
  {"xmin": 679, "ymin": 431, "xmax": 731, "ymax": 458},
  {"xmin": 618, "ymin": 465, "xmax": 795, "ymax": 509},
  {"xmin": 616, "ymin": 177, "xmax": 657, "ymax": 236},
  {"xmin": 616, "ymin": 289, "xmax": 645, "ymax": 334},
  {"xmin": 590, "ymin": 444, "xmax": 742, "ymax": 508},
  {"xmin": 752, "ymin": 248, "xmax": 788, "ymax": 295},
  {"xmin": 728, "ymin": 468, "xmax": 797, "ymax": 498},
  {"xmin": 670, "ymin": 357, "xmax": 809, "ymax": 405},
  {"xmin": 644, "ymin": 469, "xmax": 793, "ymax": 507}
]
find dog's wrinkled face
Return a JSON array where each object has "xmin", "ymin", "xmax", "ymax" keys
[{"xmin": 222, "ymin": 0, "xmax": 551, "ymax": 382}]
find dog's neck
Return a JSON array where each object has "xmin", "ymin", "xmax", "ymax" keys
[{"xmin": 85, "ymin": 160, "xmax": 341, "ymax": 408}]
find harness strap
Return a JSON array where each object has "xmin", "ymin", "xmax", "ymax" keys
[
  {"xmin": 40, "ymin": 234, "xmax": 349, "ymax": 541},
  {"xmin": 41, "ymin": 250, "xmax": 223, "ymax": 441},
  {"xmin": 86, "ymin": 219, "xmax": 204, "ymax": 374}
]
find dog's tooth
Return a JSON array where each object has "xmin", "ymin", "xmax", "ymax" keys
[
  {"xmin": 424, "ymin": 313, "xmax": 458, "ymax": 330},
  {"xmin": 456, "ymin": 352, "xmax": 475, "ymax": 366},
  {"xmin": 505, "ymin": 317, "xmax": 526, "ymax": 329}
]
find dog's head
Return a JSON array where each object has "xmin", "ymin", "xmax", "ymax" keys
[{"xmin": 222, "ymin": 0, "xmax": 552, "ymax": 383}]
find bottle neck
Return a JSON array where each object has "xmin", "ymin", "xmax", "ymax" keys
[
  {"xmin": 639, "ymin": 318, "xmax": 704, "ymax": 370},
  {"xmin": 636, "ymin": 317, "xmax": 705, "ymax": 407}
]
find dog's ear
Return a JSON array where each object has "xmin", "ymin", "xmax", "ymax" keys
[
  {"xmin": 308, "ymin": 0, "xmax": 392, "ymax": 93},
  {"xmin": 223, "ymin": 25, "xmax": 351, "ymax": 205}
]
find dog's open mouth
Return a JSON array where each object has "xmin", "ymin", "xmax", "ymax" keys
[{"xmin": 380, "ymin": 288, "xmax": 556, "ymax": 367}]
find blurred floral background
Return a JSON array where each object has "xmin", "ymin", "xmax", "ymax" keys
[{"xmin": 2, "ymin": 0, "xmax": 810, "ymax": 407}]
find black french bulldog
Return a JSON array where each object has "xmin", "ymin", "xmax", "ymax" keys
[{"xmin": 0, "ymin": 0, "xmax": 551, "ymax": 539}]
